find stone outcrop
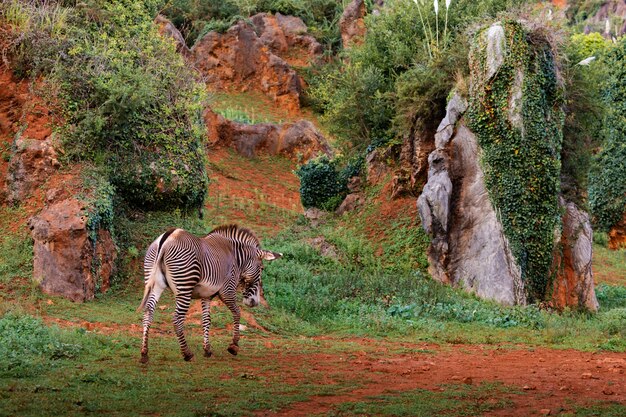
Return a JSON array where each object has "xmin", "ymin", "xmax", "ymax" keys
[
  {"xmin": 250, "ymin": 13, "xmax": 323, "ymax": 65},
  {"xmin": 6, "ymin": 137, "xmax": 59, "ymax": 204},
  {"xmin": 191, "ymin": 20, "xmax": 303, "ymax": 113},
  {"xmin": 155, "ymin": 14, "xmax": 191, "ymax": 58},
  {"xmin": 551, "ymin": 198, "xmax": 599, "ymax": 311},
  {"xmin": 28, "ymin": 198, "xmax": 117, "ymax": 302},
  {"xmin": 417, "ymin": 94, "xmax": 525, "ymax": 305},
  {"xmin": 205, "ymin": 109, "xmax": 331, "ymax": 161},
  {"xmin": 418, "ymin": 21, "xmax": 597, "ymax": 310},
  {"xmin": 608, "ymin": 211, "xmax": 626, "ymax": 249},
  {"xmin": 340, "ymin": 0, "xmax": 367, "ymax": 48}
]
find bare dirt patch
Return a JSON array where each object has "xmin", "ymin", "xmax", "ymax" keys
[{"xmin": 255, "ymin": 340, "xmax": 625, "ymax": 416}]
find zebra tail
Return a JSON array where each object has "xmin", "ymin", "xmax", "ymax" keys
[
  {"xmin": 137, "ymin": 279, "xmax": 155, "ymax": 312},
  {"xmin": 137, "ymin": 250, "xmax": 164, "ymax": 312}
]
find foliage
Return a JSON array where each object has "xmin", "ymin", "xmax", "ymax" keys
[
  {"xmin": 81, "ymin": 168, "xmax": 116, "ymax": 244},
  {"xmin": 561, "ymin": 33, "xmax": 609, "ymax": 205},
  {"xmin": 1, "ymin": 0, "xmax": 209, "ymax": 211},
  {"xmin": 0, "ymin": 221, "xmax": 32, "ymax": 285},
  {"xmin": 306, "ymin": 0, "xmax": 531, "ymax": 156},
  {"xmin": 588, "ymin": 37, "xmax": 626, "ymax": 231},
  {"xmin": 296, "ymin": 156, "xmax": 348, "ymax": 210},
  {"xmin": 161, "ymin": 0, "xmax": 343, "ymax": 50},
  {"xmin": 596, "ymin": 284, "xmax": 626, "ymax": 310},
  {"xmin": 467, "ymin": 21, "xmax": 564, "ymax": 303},
  {"xmin": 0, "ymin": 314, "xmax": 81, "ymax": 378}
]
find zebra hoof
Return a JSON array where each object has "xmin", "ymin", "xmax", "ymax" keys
[
  {"xmin": 227, "ymin": 344, "xmax": 239, "ymax": 356},
  {"xmin": 204, "ymin": 350, "xmax": 213, "ymax": 358},
  {"xmin": 183, "ymin": 352, "xmax": 195, "ymax": 362},
  {"xmin": 140, "ymin": 354, "xmax": 149, "ymax": 364}
]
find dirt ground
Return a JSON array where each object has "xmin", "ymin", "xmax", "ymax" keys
[{"xmin": 258, "ymin": 341, "xmax": 625, "ymax": 416}]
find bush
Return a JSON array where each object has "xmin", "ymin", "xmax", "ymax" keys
[
  {"xmin": 561, "ymin": 33, "xmax": 609, "ymax": 205},
  {"xmin": 306, "ymin": 0, "xmax": 532, "ymax": 156},
  {"xmin": 589, "ymin": 37, "xmax": 626, "ymax": 232},
  {"xmin": 1, "ymin": 0, "xmax": 209, "ymax": 210},
  {"xmin": 297, "ymin": 156, "xmax": 348, "ymax": 210}
]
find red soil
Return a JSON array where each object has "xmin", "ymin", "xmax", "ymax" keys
[{"xmin": 256, "ymin": 341, "xmax": 625, "ymax": 417}]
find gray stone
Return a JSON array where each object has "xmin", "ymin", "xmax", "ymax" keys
[
  {"xmin": 485, "ymin": 24, "xmax": 505, "ymax": 80},
  {"xmin": 551, "ymin": 198, "xmax": 599, "ymax": 311}
]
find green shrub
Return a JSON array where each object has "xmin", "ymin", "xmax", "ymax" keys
[
  {"xmin": 1, "ymin": 0, "xmax": 209, "ymax": 210},
  {"xmin": 296, "ymin": 156, "xmax": 348, "ymax": 210},
  {"xmin": 561, "ymin": 33, "xmax": 609, "ymax": 205},
  {"xmin": 589, "ymin": 37, "xmax": 626, "ymax": 232},
  {"xmin": 596, "ymin": 284, "xmax": 626, "ymax": 310}
]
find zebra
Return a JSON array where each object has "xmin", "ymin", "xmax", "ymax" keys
[{"xmin": 138, "ymin": 224, "xmax": 282, "ymax": 363}]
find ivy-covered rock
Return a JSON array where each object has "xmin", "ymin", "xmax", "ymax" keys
[{"xmin": 467, "ymin": 21, "xmax": 564, "ymax": 303}]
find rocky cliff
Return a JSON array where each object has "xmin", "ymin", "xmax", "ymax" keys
[{"xmin": 418, "ymin": 21, "xmax": 598, "ymax": 310}]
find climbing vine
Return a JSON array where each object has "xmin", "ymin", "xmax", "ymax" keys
[{"xmin": 467, "ymin": 21, "xmax": 564, "ymax": 303}]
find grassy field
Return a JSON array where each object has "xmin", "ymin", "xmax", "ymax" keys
[{"xmin": 1, "ymin": 198, "xmax": 625, "ymax": 416}]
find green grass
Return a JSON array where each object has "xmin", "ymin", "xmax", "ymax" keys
[
  {"xmin": 593, "ymin": 243, "xmax": 626, "ymax": 286},
  {"xmin": 210, "ymin": 91, "xmax": 289, "ymax": 125},
  {"xmin": 0, "ymin": 207, "xmax": 32, "ymax": 285}
]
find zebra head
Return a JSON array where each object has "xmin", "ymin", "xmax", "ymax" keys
[{"xmin": 242, "ymin": 249, "xmax": 282, "ymax": 307}]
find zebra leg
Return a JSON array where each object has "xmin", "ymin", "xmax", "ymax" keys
[
  {"xmin": 220, "ymin": 293, "xmax": 241, "ymax": 356},
  {"xmin": 173, "ymin": 293, "xmax": 194, "ymax": 361},
  {"xmin": 140, "ymin": 285, "xmax": 165, "ymax": 364},
  {"xmin": 201, "ymin": 298, "xmax": 213, "ymax": 357}
]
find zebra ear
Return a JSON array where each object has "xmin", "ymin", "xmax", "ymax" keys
[{"xmin": 261, "ymin": 250, "xmax": 282, "ymax": 261}]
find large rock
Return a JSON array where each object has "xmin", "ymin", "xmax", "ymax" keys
[
  {"xmin": 28, "ymin": 198, "xmax": 117, "ymax": 302},
  {"xmin": 418, "ymin": 21, "xmax": 597, "ymax": 309},
  {"xmin": 417, "ymin": 115, "xmax": 524, "ymax": 304},
  {"xmin": 205, "ymin": 109, "xmax": 331, "ymax": 161},
  {"xmin": 340, "ymin": 0, "xmax": 367, "ymax": 48},
  {"xmin": 6, "ymin": 137, "xmax": 60, "ymax": 204},
  {"xmin": 250, "ymin": 13, "xmax": 322, "ymax": 65},
  {"xmin": 191, "ymin": 21, "xmax": 302, "ymax": 113},
  {"xmin": 551, "ymin": 199, "xmax": 599, "ymax": 311}
]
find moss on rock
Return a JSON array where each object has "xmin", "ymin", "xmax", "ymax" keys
[{"xmin": 467, "ymin": 21, "xmax": 564, "ymax": 303}]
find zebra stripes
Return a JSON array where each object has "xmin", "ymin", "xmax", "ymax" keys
[{"xmin": 138, "ymin": 225, "xmax": 281, "ymax": 363}]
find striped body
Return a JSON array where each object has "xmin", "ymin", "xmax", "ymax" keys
[{"xmin": 139, "ymin": 225, "xmax": 281, "ymax": 362}]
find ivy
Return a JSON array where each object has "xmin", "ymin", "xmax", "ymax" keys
[
  {"xmin": 467, "ymin": 21, "xmax": 564, "ymax": 303},
  {"xmin": 588, "ymin": 37, "xmax": 626, "ymax": 232}
]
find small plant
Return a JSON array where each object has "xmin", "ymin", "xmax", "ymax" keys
[{"xmin": 296, "ymin": 156, "xmax": 348, "ymax": 210}]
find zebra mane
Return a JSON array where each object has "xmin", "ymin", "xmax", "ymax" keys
[{"xmin": 208, "ymin": 224, "xmax": 260, "ymax": 247}]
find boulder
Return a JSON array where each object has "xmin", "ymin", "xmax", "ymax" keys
[
  {"xmin": 551, "ymin": 199, "xmax": 599, "ymax": 311},
  {"xmin": 28, "ymin": 198, "xmax": 117, "ymax": 302},
  {"xmin": 418, "ymin": 21, "xmax": 597, "ymax": 309},
  {"xmin": 154, "ymin": 14, "xmax": 191, "ymax": 58},
  {"xmin": 205, "ymin": 109, "xmax": 331, "ymax": 162},
  {"xmin": 418, "ymin": 92, "xmax": 528, "ymax": 305},
  {"xmin": 6, "ymin": 137, "xmax": 60, "ymax": 204},
  {"xmin": 250, "ymin": 13, "xmax": 322, "ymax": 64},
  {"xmin": 336, "ymin": 192, "xmax": 365, "ymax": 215},
  {"xmin": 191, "ymin": 21, "xmax": 302, "ymax": 113},
  {"xmin": 340, "ymin": 0, "xmax": 367, "ymax": 48}
]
